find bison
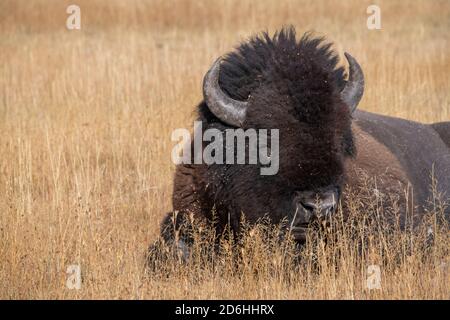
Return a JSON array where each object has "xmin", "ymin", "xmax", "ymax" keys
[{"xmin": 156, "ymin": 27, "xmax": 450, "ymax": 256}]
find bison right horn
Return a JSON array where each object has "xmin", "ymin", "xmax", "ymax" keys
[
  {"xmin": 340, "ymin": 52, "xmax": 365, "ymax": 113},
  {"xmin": 203, "ymin": 58, "xmax": 248, "ymax": 127}
]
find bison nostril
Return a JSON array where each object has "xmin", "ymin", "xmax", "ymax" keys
[
  {"xmin": 300, "ymin": 202, "xmax": 316, "ymax": 212},
  {"xmin": 299, "ymin": 201, "xmax": 337, "ymax": 218},
  {"xmin": 325, "ymin": 205, "xmax": 336, "ymax": 217},
  {"xmin": 295, "ymin": 190, "xmax": 339, "ymax": 220}
]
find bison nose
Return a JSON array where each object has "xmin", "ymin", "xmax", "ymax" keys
[
  {"xmin": 300, "ymin": 198, "xmax": 337, "ymax": 219},
  {"xmin": 294, "ymin": 190, "xmax": 338, "ymax": 223}
]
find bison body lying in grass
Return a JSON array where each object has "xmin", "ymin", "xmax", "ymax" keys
[{"xmin": 153, "ymin": 27, "xmax": 450, "ymax": 260}]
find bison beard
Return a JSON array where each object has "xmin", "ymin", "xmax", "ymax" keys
[{"xmin": 148, "ymin": 27, "xmax": 450, "ymax": 263}]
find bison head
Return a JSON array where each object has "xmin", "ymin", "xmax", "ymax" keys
[{"xmin": 200, "ymin": 28, "xmax": 364, "ymax": 242}]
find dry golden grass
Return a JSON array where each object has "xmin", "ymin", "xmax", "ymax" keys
[{"xmin": 0, "ymin": 0, "xmax": 449, "ymax": 299}]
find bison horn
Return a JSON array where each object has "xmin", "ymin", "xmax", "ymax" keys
[
  {"xmin": 203, "ymin": 58, "xmax": 248, "ymax": 127},
  {"xmin": 341, "ymin": 52, "xmax": 365, "ymax": 113}
]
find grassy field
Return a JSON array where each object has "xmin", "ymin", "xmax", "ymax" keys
[{"xmin": 0, "ymin": 0, "xmax": 449, "ymax": 299}]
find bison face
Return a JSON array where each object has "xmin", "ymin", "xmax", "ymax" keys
[{"xmin": 202, "ymin": 42, "xmax": 364, "ymax": 242}]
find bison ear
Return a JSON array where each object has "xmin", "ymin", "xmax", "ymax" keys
[
  {"xmin": 340, "ymin": 52, "xmax": 365, "ymax": 113},
  {"xmin": 203, "ymin": 58, "xmax": 248, "ymax": 127}
]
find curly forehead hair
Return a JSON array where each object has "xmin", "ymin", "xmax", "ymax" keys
[{"xmin": 217, "ymin": 26, "xmax": 347, "ymax": 123}]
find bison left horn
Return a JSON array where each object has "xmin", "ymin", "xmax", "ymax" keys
[
  {"xmin": 203, "ymin": 58, "xmax": 248, "ymax": 127},
  {"xmin": 340, "ymin": 52, "xmax": 365, "ymax": 113}
]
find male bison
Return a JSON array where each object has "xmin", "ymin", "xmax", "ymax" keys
[{"xmin": 158, "ymin": 27, "xmax": 450, "ymax": 253}]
